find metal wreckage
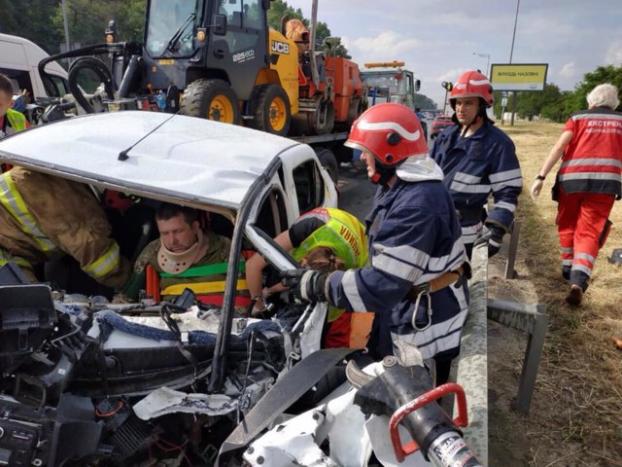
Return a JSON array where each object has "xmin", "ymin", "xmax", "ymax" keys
[{"xmin": 0, "ymin": 113, "xmax": 480, "ymax": 466}]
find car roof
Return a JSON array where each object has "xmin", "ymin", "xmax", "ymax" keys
[{"xmin": 0, "ymin": 111, "xmax": 300, "ymax": 210}]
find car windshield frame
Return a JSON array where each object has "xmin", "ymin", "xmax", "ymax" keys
[{"xmin": 145, "ymin": 0, "xmax": 205, "ymax": 58}]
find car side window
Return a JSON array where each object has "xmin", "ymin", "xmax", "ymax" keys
[
  {"xmin": 293, "ymin": 159, "xmax": 324, "ymax": 214},
  {"xmin": 0, "ymin": 67, "xmax": 34, "ymax": 98},
  {"xmin": 255, "ymin": 188, "xmax": 288, "ymax": 238}
]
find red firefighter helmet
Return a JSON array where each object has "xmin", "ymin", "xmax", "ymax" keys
[
  {"xmin": 344, "ymin": 103, "xmax": 428, "ymax": 166},
  {"xmin": 449, "ymin": 70, "xmax": 494, "ymax": 107}
]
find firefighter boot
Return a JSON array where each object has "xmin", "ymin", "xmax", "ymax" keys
[
  {"xmin": 565, "ymin": 284, "xmax": 583, "ymax": 306},
  {"xmin": 566, "ymin": 270, "xmax": 589, "ymax": 306}
]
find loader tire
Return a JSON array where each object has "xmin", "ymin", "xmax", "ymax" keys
[
  {"xmin": 249, "ymin": 84, "xmax": 291, "ymax": 136},
  {"xmin": 180, "ymin": 78, "xmax": 240, "ymax": 124}
]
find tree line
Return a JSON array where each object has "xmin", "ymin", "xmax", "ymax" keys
[
  {"xmin": 0, "ymin": 0, "xmax": 348, "ymax": 57},
  {"xmin": 492, "ymin": 65, "xmax": 622, "ymax": 122},
  {"xmin": 0, "ymin": 0, "xmax": 146, "ymax": 53}
]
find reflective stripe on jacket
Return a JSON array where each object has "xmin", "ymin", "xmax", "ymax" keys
[
  {"xmin": 558, "ymin": 108, "xmax": 622, "ymax": 199},
  {"xmin": 0, "ymin": 247, "xmax": 32, "ymax": 269},
  {"xmin": 133, "ymin": 234, "xmax": 248, "ymax": 308},
  {"xmin": 154, "ymin": 260, "xmax": 251, "ymax": 308},
  {"xmin": 430, "ymin": 121, "xmax": 522, "ymax": 236},
  {"xmin": 82, "ymin": 242, "xmax": 122, "ymax": 280},
  {"xmin": 0, "ymin": 172, "xmax": 57, "ymax": 252}
]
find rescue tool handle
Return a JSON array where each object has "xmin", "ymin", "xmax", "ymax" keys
[{"xmin": 389, "ymin": 382, "xmax": 468, "ymax": 462}]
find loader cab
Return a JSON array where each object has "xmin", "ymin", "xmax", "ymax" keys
[{"xmin": 143, "ymin": 0, "xmax": 270, "ymax": 104}]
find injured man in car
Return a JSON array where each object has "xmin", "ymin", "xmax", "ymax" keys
[{"xmin": 122, "ymin": 202, "xmax": 251, "ymax": 309}]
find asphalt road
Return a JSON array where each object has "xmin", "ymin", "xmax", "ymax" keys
[{"xmin": 336, "ymin": 161, "xmax": 376, "ymax": 221}]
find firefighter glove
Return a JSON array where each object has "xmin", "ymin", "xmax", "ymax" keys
[
  {"xmin": 281, "ymin": 269, "xmax": 330, "ymax": 304},
  {"xmin": 474, "ymin": 225, "xmax": 505, "ymax": 257}
]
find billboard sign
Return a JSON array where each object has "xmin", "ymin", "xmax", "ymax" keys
[{"xmin": 489, "ymin": 63, "xmax": 548, "ymax": 91}]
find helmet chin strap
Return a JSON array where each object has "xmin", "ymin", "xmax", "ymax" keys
[
  {"xmin": 460, "ymin": 116, "xmax": 478, "ymax": 137},
  {"xmin": 371, "ymin": 161, "xmax": 396, "ymax": 186},
  {"xmin": 460, "ymin": 106, "xmax": 486, "ymax": 137}
]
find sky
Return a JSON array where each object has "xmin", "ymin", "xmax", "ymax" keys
[{"xmin": 285, "ymin": 0, "xmax": 622, "ymax": 108}]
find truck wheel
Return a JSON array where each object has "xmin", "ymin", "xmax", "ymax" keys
[
  {"xmin": 249, "ymin": 84, "xmax": 291, "ymax": 136},
  {"xmin": 346, "ymin": 97, "xmax": 365, "ymax": 126},
  {"xmin": 180, "ymin": 79, "xmax": 241, "ymax": 124},
  {"xmin": 316, "ymin": 147, "xmax": 339, "ymax": 184},
  {"xmin": 292, "ymin": 98, "xmax": 336, "ymax": 136},
  {"xmin": 312, "ymin": 99, "xmax": 335, "ymax": 135}
]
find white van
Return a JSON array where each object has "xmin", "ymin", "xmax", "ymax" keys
[{"xmin": 0, "ymin": 33, "xmax": 68, "ymax": 99}]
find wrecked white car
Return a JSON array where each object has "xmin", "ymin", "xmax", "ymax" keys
[
  {"xmin": 0, "ymin": 112, "xmax": 479, "ymax": 467},
  {"xmin": 0, "ymin": 111, "xmax": 344, "ymax": 466}
]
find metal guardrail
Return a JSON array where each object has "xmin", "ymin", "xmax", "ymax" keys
[{"xmin": 456, "ymin": 238, "xmax": 548, "ymax": 465}]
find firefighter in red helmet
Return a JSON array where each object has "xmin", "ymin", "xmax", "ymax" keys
[
  {"xmin": 284, "ymin": 103, "xmax": 470, "ymax": 385},
  {"xmin": 430, "ymin": 70, "xmax": 522, "ymax": 258}
]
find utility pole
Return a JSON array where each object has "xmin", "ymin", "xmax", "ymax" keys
[
  {"xmin": 509, "ymin": 0, "xmax": 520, "ymax": 126},
  {"xmin": 61, "ymin": 0, "xmax": 71, "ymax": 54},
  {"xmin": 473, "ymin": 52, "xmax": 491, "ymax": 78}
]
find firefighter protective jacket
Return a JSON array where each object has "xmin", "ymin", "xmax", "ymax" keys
[
  {"xmin": 430, "ymin": 120, "xmax": 522, "ymax": 244},
  {"xmin": 557, "ymin": 107, "xmax": 622, "ymax": 199},
  {"xmin": 326, "ymin": 157, "xmax": 469, "ymax": 362},
  {"xmin": 0, "ymin": 167, "xmax": 129, "ymax": 288}
]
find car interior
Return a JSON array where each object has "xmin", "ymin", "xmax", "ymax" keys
[{"xmin": 39, "ymin": 182, "xmax": 291, "ymax": 302}]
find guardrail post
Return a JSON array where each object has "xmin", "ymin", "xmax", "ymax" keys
[
  {"xmin": 504, "ymin": 220, "xmax": 520, "ymax": 279},
  {"xmin": 487, "ymin": 299, "xmax": 548, "ymax": 414},
  {"xmin": 515, "ymin": 304, "xmax": 547, "ymax": 413}
]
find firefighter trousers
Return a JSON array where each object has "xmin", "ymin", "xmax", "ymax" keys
[{"xmin": 556, "ymin": 191, "xmax": 615, "ymax": 289}]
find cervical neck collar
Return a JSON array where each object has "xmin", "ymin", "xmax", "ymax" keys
[{"xmin": 157, "ymin": 229, "xmax": 209, "ymax": 275}]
